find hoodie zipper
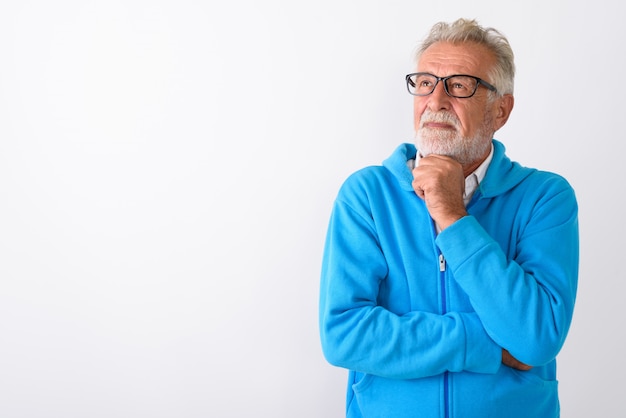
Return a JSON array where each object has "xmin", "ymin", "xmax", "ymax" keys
[
  {"xmin": 432, "ymin": 218, "xmax": 450, "ymax": 418},
  {"xmin": 439, "ymin": 251, "xmax": 450, "ymax": 418}
]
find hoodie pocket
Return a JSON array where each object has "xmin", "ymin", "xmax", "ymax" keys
[
  {"xmin": 453, "ymin": 368, "xmax": 559, "ymax": 418},
  {"xmin": 350, "ymin": 373, "xmax": 440, "ymax": 418}
]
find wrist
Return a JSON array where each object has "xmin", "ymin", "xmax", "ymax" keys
[{"xmin": 436, "ymin": 212, "xmax": 467, "ymax": 231}]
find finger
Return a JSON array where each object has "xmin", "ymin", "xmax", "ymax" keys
[{"xmin": 413, "ymin": 184, "xmax": 425, "ymax": 199}]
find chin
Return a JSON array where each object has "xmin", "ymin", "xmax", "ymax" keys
[
  {"xmin": 415, "ymin": 132, "xmax": 490, "ymax": 166},
  {"xmin": 415, "ymin": 131, "xmax": 457, "ymax": 156}
]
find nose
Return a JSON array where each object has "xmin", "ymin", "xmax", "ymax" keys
[{"xmin": 426, "ymin": 80, "xmax": 451, "ymax": 111}]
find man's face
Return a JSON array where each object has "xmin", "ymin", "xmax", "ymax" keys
[{"xmin": 413, "ymin": 41, "xmax": 505, "ymax": 165}]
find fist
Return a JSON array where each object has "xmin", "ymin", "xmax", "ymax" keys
[{"xmin": 412, "ymin": 154, "xmax": 467, "ymax": 230}]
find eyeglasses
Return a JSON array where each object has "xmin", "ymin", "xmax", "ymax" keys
[{"xmin": 405, "ymin": 72, "xmax": 497, "ymax": 98}]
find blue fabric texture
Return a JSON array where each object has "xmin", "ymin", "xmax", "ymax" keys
[{"xmin": 319, "ymin": 140, "xmax": 579, "ymax": 418}]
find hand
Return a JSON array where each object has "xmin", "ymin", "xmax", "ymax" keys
[
  {"xmin": 502, "ymin": 349, "xmax": 532, "ymax": 371},
  {"xmin": 412, "ymin": 155, "xmax": 467, "ymax": 230}
]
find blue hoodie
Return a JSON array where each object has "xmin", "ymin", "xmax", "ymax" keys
[{"xmin": 319, "ymin": 140, "xmax": 579, "ymax": 418}]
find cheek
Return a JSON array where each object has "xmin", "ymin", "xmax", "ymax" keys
[
  {"xmin": 413, "ymin": 111, "xmax": 421, "ymax": 127},
  {"xmin": 455, "ymin": 107, "xmax": 480, "ymax": 135},
  {"xmin": 412, "ymin": 100, "xmax": 425, "ymax": 128}
]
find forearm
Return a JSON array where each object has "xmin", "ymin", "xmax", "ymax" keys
[{"xmin": 320, "ymin": 298, "xmax": 501, "ymax": 379}]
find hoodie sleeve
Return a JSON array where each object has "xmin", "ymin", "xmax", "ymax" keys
[
  {"xmin": 319, "ymin": 177, "xmax": 502, "ymax": 379},
  {"xmin": 437, "ymin": 173, "xmax": 579, "ymax": 367}
]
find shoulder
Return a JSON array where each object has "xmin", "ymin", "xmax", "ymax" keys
[
  {"xmin": 338, "ymin": 165, "xmax": 393, "ymax": 200},
  {"xmin": 486, "ymin": 140, "xmax": 576, "ymax": 200},
  {"xmin": 523, "ymin": 169, "xmax": 578, "ymax": 210},
  {"xmin": 338, "ymin": 142, "xmax": 417, "ymax": 197}
]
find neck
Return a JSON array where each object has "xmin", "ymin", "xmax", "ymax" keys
[{"xmin": 462, "ymin": 149, "xmax": 490, "ymax": 177}]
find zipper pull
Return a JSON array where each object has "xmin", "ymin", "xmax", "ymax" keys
[{"xmin": 439, "ymin": 254, "xmax": 446, "ymax": 272}]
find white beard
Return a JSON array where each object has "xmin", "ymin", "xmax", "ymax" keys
[{"xmin": 415, "ymin": 110, "xmax": 492, "ymax": 165}]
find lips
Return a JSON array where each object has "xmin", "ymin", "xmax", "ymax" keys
[{"xmin": 423, "ymin": 121, "xmax": 456, "ymax": 130}]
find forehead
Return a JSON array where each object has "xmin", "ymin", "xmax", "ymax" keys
[{"xmin": 417, "ymin": 41, "xmax": 495, "ymax": 77}]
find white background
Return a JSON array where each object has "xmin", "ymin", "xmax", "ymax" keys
[{"xmin": 0, "ymin": 1, "xmax": 622, "ymax": 417}]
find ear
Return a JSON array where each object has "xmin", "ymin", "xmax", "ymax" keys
[{"xmin": 493, "ymin": 94, "xmax": 514, "ymax": 131}]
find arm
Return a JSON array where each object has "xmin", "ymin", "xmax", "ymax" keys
[
  {"xmin": 438, "ymin": 178, "xmax": 579, "ymax": 366},
  {"xmin": 412, "ymin": 154, "xmax": 578, "ymax": 367},
  {"xmin": 319, "ymin": 191, "xmax": 502, "ymax": 380}
]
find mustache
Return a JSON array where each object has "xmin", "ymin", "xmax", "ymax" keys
[{"xmin": 419, "ymin": 111, "xmax": 460, "ymax": 128}]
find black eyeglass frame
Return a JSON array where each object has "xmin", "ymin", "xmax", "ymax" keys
[{"xmin": 405, "ymin": 72, "xmax": 498, "ymax": 98}]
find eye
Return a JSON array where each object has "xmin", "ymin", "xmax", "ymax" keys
[
  {"xmin": 407, "ymin": 73, "xmax": 440, "ymax": 96},
  {"xmin": 414, "ymin": 74, "xmax": 437, "ymax": 92},
  {"xmin": 446, "ymin": 76, "xmax": 477, "ymax": 96},
  {"xmin": 419, "ymin": 78, "xmax": 433, "ymax": 88},
  {"xmin": 449, "ymin": 80, "xmax": 470, "ymax": 92}
]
